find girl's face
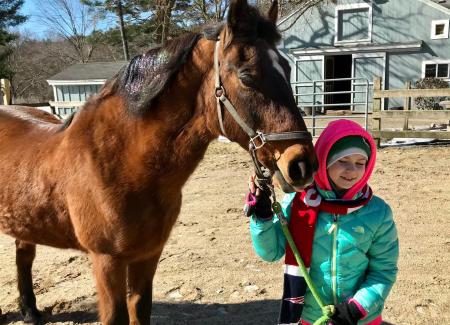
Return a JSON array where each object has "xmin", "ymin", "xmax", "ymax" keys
[{"xmin": 327, "ymin": 154, "xmax": 368, "ymax": 191}]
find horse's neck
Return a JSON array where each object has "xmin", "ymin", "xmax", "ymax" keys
[
  {"xmin": 150, "ymin": 38, "xmax": 219, "ymax": 182},
  {"xmin": 66, "ymin": 39, "xmax": 218, "ymax": 191}
]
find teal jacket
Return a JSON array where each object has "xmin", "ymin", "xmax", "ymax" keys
[{"xmin": 250, "ymin": 190, "xmax": 399, "ymax": 324}]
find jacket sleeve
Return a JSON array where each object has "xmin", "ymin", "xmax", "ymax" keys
[
  {"xmin": 249, "ymin": 193, "xmax": 295, "ymax": 262},
  {"xmin": 352, "ymin": 203, "xmax": 399, "ymax": 316}
]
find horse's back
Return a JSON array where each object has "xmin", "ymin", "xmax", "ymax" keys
[
  {"xmin": 0, "ymin": 105, "xmax": 64, "ymax": 146},
  {"xmin": 0, "ymin": 106, "xmax": 80, "ymax": 248},
  {"xmin": 0, "ymin": 105, "xmax": 62, "ymax": 125}
]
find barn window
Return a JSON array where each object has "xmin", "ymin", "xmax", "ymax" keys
[
  {"xmin": 423, "ymin": 61, "xmax": 450, "ymax": 79},
  {"xmin": 431, "ymin": 20, "xmax": 449, "ymax": 39},
  {"xmin": 335, "ymin": 4, "xmax": 372, "ymax": 44}
]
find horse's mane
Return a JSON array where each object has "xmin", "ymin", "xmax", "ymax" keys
[
  {"xmin": 91, "ymin": 6, "xmax": 281, "ymax": 116},
  {"xmin": 115, "ymin": 32, "xmax": 203, "ymax": 115}
]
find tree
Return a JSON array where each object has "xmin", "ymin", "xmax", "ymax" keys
[
  {"xmin": 0, "ymin": 0, "xmax": 27, "ymax": 79},
  {"xmin": 275, "ymin": 0, "xmax": 336, "ymax": 32},
  {"xmin": 36, "ymin": 0, "xmax": 98, "ymax": 63},
  {"xmin": 81, "ymin": 0, "xmax": 139, "ymax": 60},
  {"xmin": 8, "ymin": 33, "xmax": 74, "ymax": 103}
]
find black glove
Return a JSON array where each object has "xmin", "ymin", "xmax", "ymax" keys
[
  {"xmin": 330, "ymin": 301, "xmax": 364, "ymax": 325},
  {"xmin": 243, "ymin": 178, "xmax": 273, "ymax": 220}
]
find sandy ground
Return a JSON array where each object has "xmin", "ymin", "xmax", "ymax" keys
[{"xmin": 1, "ymin": 141, "xmax": 450, "ymax": 325}]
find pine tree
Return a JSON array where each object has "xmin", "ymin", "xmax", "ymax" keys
[{"xmin": 0, "ymin": 0, "xmax": 27, "ymax": 78}]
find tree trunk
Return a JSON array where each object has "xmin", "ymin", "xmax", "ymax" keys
[
  {"xmin": 117, "ymin": 0, "xmax": 129, "ymax": 61},
  {"xmin": 161, "ymin": 0, "xmax": 175, "ymax": 46}
]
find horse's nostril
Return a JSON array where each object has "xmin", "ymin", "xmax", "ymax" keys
[{"xmin": 288, "ymin": 160, "xmax": 308, "ymax": 181}]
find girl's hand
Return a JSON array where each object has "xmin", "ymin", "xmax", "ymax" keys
[
  {"xmin": 330, "ymin": 301, "xmax": 364, "ymax": 325},
  {"xmin": 243, "ymin": 174, "xmax": 273, "ymax": 220}
]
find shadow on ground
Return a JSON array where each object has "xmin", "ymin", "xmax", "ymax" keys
[
  {"xmin": 151, "ymin": 300, "xmax": 280, "ymax": 325},
  {"xmin": 1, "ymin": 300, "xmax": 397, "ymax": 325}
]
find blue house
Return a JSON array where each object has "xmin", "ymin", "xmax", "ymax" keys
[
  {"xmin": 47, "ymin": 61, "xmax": 126, "ymax": 117},
  {"xmin": 278, "ymin": 0, "xmax": 450, "ymax": 111}
]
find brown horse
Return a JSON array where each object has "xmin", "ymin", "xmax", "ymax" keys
[{"xmin": 0, "ymin": 1, "xmax": 317, "ymax": 324}]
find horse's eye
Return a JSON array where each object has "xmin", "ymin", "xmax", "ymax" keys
[{"xmin": 239, "ymin": 73, "xmax": 256, "ymax": 88}]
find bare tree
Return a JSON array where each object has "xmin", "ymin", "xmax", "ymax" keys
[
  {"xmin": 277, "ymin": 0, "xmax": 336, "ymax": 31},
  {"xmin": 8, "ymin": 34, "xmax": 73, "ymax": 103},
  {"xmin": 188, "ymin": 0, "xmax": 229, "ymax": 23},
  {"xmin": 36, "ymin": 0, "xmax": 98, "ymax": 62}
]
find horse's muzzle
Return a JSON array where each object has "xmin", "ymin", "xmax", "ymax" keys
[{"xmin": 273, "ymin": 158, "xmax": 317, "ymax": 193}]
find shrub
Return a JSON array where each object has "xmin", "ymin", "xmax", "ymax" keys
[{"xmin": 414, "ymin": 77, "xmax": 450, "ymax": 110}]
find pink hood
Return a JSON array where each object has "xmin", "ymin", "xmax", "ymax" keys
[{"xmin": 314, "ymin": 119, "xmax": 377, "ymax": 200}]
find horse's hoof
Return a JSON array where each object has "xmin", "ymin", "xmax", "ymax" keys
[
  {"xmin": 22, "ymin": 309, "xmax": 42, "ymax": 324},
  {"xmin": 0, "ymin": 308, "xmax": 6, "ymax": 324}
]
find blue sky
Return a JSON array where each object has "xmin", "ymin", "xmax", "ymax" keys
[
  {"xmin": 16, "ymin": 0, "xmax": 47, "ymax": 38},
  {"xmin": 15, "ymin": 0, "xmax": 114, "ymax": 39}
]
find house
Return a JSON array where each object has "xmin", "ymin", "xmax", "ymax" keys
[
  {"xmin": 47, "ymin": 61, "xmax": 127, "ymax": 117},
  {"xmin": 277, "ymin": 0, "xmax": 450, "ymax": 111}
]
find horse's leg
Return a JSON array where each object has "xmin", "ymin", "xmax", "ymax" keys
[
  {"xmin": 127, "ymin": 252, "xmax": 161, "ymax": 325},
  {"xmin": 91, "ymin": 253, "xmax": 129, "ymax": 325},
  {"xmin": 15, "ymin": 240, "xmax": 41, "ymax": 324}
]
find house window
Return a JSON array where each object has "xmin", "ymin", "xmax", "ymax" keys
[
  {"xmin": 423, "ymin": 61, "xmax": 450, "ymax": 79},
  {"xmin": 431, "ymin": 20, "xmax": 449, "ymax": 39},
  {"xmin": 335, "ymin": 4, "xmax": 372, "ymax": 44}
]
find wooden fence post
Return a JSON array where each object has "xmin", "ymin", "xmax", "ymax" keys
[
  {"xmin": 372, "ymin": 77, "xmax": 382, "ymax": 147},
  {"xmin": 0, "ymin": 79, "xmax": 11, "ymax": 105},
  {"xmin": 403, "ymin": 81, "xmax": 411, "ymax": 130}
]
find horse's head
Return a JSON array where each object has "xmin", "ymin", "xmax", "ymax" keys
[{"xmin": 204, "ymin": 0, "xmax": 317, "ymax": 192}]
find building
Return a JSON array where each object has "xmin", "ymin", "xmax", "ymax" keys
[
  {"xmin": 47, "ymin": 61, "xmax": 127, "ymax": 117},
  {"xmin": 278, "ymin": 0, "xmax": 450, "ymax": 111}
]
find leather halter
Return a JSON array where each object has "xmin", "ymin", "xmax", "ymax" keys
[{"xmin": 213, "ymin": 39, "xmax": 313, "ymax": 179}]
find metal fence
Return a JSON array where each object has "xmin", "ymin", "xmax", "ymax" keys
[{"xmin": 291, "ymin": 77, "xmax": 371, "ymax": 137}]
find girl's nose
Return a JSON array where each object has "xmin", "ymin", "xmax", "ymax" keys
[{"xmin": 345, "ymin": 163, "xmax": 357, "ymax": 172}]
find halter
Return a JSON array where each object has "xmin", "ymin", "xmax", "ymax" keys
[{"xmin": 213, "ymin": 39, "xmax": 312, "ymax": 179}]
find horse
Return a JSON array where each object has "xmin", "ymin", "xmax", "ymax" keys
[{"xmin": 0, "ymin": 0, "xmax": 317, "ymax": 324}]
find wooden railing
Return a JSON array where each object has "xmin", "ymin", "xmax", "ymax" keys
[
  {"xmin": 371, "ymin": 77, "xmax": 450, "ymax": 146},
  {"xmin": 49, "ymin": 101, "xmax": 86, "ymax": 108}
]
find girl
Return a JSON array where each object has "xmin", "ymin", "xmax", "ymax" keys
[{"xmin": 245, "ymin": 119, "xmax": 399, "ymax": 325}]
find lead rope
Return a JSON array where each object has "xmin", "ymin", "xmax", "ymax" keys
[{"xmin": 261, "ymin": 181, "xmax": 335, "ymax": 325}]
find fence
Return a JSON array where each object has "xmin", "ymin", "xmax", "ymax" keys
[
  {"xmin": 371, "ymin": 77, "xmax": 450, "ymax": 146},
  {"xmin": 292, "ymin": 77, "xmax": 371, "ymax": 137},
  {"xmin": 49, "ymin": 101, "xmax": 86, "ymax": 118}
]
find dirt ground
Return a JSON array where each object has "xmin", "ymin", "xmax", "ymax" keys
[{"xmin": 1, "ymin": 141, "xmax": 450, "ymax": 325}]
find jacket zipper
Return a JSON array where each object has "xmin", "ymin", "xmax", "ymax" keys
[{"xmin": 329, "ymin": 214, "xmax": 338, "ymax": 305}]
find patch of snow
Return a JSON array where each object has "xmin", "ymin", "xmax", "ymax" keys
[
  {"xmin": 217, "ymin": 136, "xmax": 231, "ymax": 143},
  {"xmin": 382, "ymin": 138, "xmax": 438, "ymax": 146}
]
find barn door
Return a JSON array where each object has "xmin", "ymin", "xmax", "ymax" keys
[
  {"xmin": 294, "ymin": 56, "xmax": 324, "ymax": 109},
  {"xmin": 352, "ymin": 53, "xmax": 385, "ymax": 111}
]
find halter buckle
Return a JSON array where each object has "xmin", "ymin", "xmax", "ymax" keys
[
  {"xmin": 215, "ymin": 86, "xmax": 225, "ymax": 98},
  {"xmin": 250, "ymin": 131, "xmax": 266, "ymax": 150}
]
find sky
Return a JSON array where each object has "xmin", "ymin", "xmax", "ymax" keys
[
  {"xmin": 15, "ymin": 0, "xmax": 114, "ymax": 40},
  {"xmin": 16, "ymin": 0, "xmax": 47, "ymax": 38}
]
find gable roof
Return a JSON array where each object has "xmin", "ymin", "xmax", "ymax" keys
[
  {"xmin": 47, "ymin": 61, "xmax": 127, "ymax": 83},
  {"xmin": 430, "ymin": 0, "xmax": 450, "ymax": 9}
]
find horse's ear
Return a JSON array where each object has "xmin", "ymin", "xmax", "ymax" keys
[
  {"xmin": 267, "ymin": 0, "xmax": 278, "ymax": 24},
  {"xmin": 227, "ymin": 0, "xmax": 257, "ymax": 41},
  {"xmin": 227, "ymin": 0, "xmax": 250, "ymax": 30}
]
